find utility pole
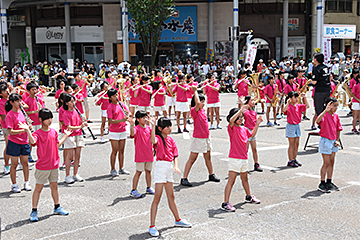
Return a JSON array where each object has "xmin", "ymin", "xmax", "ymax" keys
[
  {"xmin": 121, "ymin": 0, "xmax": 129, "ymax": 62},
  {"xmin": 316, "ymin": 0, "xmax": 323, "ymax": 49},
  {"xmin": 233, "ymin": 0, "xmax": 239, "ymax": 76}
]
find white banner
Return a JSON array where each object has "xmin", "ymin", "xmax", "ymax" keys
[
  {"xmin": 245, "ymin": 44, "xmax": 257, "ymax": 68},
  {"xmin": 323, "ymin": 24, "xmax": 356, "ymax": 39},
  {"xmin": 323, "ymin": 37, "xmax": 332, "ymax": 63}
]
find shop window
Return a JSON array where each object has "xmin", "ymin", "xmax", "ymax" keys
[
  {"xmin": 174, "ymin": 43, "xmax": 206, "ymax": 62},
  {"xmin": 326, "ymin": 0, "xmax": 352, "ymax": 12}
]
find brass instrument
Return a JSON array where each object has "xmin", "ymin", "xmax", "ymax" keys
[
  {"xmin": 271, "ymin": 85, "xmax": 279, "ymax": 107},
  {"xmin": 248, "ymin": 73, "xmax": 261, "ymax": 103},
  {"xmin": 338, "ymin": 91, "xmax": 347, "ymax": 108},
  {"xmin": 342, "ymin": 78, "xmax": 360, "ymax": 103},
  {"xmin": 331, "ymin": 81, "xmax": 341, "ymax": 98},
  {"xmin": 296, "ymin": 79, "xmax": 312, "ymax": 103}
]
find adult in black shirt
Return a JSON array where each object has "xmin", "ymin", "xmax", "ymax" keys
[
  {"xmin": 311, "ymin": 53, "xmax": 331, "ymax": 115},
  {"xmin": 55, "ymin": 70, "xmax": 70, "ymax": 88}
]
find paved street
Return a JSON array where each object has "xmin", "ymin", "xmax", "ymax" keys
[{"xmin": 1, "ymin": 92, "xmax": 360, "ymax": 240}]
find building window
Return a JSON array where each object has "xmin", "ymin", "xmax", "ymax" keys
[
  {"xmin": 326, "ymin": 0, "xmax": 352, "ymax": 12},
  {"xmin": 357, "ymin": 0, "xmax": 360, "ymax": 15}
]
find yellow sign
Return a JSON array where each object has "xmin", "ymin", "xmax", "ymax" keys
[{"xmin": 314, "ymin": 48, "xmax": 321, "ymax": 53}]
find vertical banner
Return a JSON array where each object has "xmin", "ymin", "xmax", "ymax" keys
[
  {"xmin": 245, "ymin": 44, "xmax": 257, "ymax": 69},
  {"xmin": 206, "ymin": 48, "xmax": 213, "ymax": 61},
  {"xmin": 323, "ymin": 37, "xmax": 331, "ymax": 63}
]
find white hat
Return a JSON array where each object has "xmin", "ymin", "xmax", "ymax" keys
[
  {"xmin": 334, "ymin": 58, "xmax": 339, "ymax": 61},
  {"xmin": 300, "ymin": 60, "xmax": 304, "ymax": 64},
  {"xmin": 259, "ymin": 59, "xmax": 263, "ymax": 62},
  {"xmin": 286, "ymin": 61, "xmax": 291, "ymax": 64}
]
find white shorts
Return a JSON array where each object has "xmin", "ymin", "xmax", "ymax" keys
[
  {"xmin": 101, "ymin": 109, "xmax": 107, "ymax": 118},
  {"xmin": 266, "ymin": 103, "xmax": 274, "ymax": 108},
  {"xmin": 109, "ymin": 131, "xmax": 127, "ymax": 140},
  {"xmin": 247, "ymin": 127, "xmax": 256, "ymax": 141},
  {"xmin": 237, "ymin": 96, "xmax": 246, "ymax": 104},
  {"xmin": 154, "ymin": 105, "xmax": 166, "ymax": 112},
  {"xmin": 207, "ymin": 102, "xmax": 221, "ymax": 108},
  {"xmin": 83, "ymin": 97, "xmax": 89, "ymax": 112},
  {"xmin": 187, "ymin": 98, "xmax": 192, "ymax": 105},
  {"xmin": 136, "ymin": 162, "xmax": 153, "ymax": 172},
  {"xmin": 2, "ymin": 128, "xmax": 9, "ymax": 136},
  {"xmin": 32, "ymin": 125, "xmax": 41, "ymax": 131},
  {"xmin": 352, "ymin": 102, "xmax": 360, "ymax": 110},
  {"xmin": 64, "ymin": 135, "xmax": 85, "ymax": 149},
  {"xmin": 130, "ymin": 104, "xmax": 138, "ymax": 108},
  {"xmin": 167, "ymin": 96, "xmax": 176, "ymax": 106},
  {"xmin": 228, "ymin": 158, "xmax": 248, "ymax": 173},
  {"xmin": 138, "ymin": 106, "xmax": 151, "ymax": 113},
  {"xmin": 154, "ymin": 161, "xmax": 174, "ymax": 183},
  {"xmin": 190, "ymin": 138, "xmax": 212, "ymax": 153},
  {"xmin": 175, "ymin": 101, "xmax": 189, "ymax": 113}
]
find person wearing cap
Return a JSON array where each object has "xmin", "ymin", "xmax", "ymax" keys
[
  {"xmin": 284, "ymin": 61, "xmax": 292, "ymax": 73},
  {"xmin": 257, "ymin": 59, "xmax": 264, "ymax": 73}
]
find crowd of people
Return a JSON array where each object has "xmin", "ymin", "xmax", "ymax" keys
[{"xmin": 1, "ymin": 51, "xmax": 359, "ymax": 237}]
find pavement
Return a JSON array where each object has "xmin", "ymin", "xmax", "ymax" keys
[{"xmin": 1, "ymin": 92, "xmax": 360, "ymax": 240}]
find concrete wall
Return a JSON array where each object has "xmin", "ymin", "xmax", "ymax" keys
[{"xmin": 102, "ymin": 4, "xmax": 121, "ymax": 62}]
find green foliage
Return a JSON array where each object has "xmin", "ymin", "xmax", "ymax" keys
[{"xmin": 126, "ymin": 0, "xmax": 175, "ymax": 67}]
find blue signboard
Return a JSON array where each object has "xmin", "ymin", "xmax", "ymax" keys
[{"xmin": 128, "ymin": 6, "xmax": 197, "ymax": 43}]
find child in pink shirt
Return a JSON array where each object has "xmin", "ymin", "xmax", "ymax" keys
[
  {"xmin": 173, "ymin": 74, "xmax": 190, "ymax": 133},
  {"xmin": 55, "ymin": 81, "xmax": 65, "ymax": 111},
  {"xmin": 107, "ymin": 88, "xmax": 130, "ymax": 176},
  {"xmin": 186, "ymin": 74, "xmax": 198, "ymax": 123},
  {"xmin": 264, "ymin": 75, "xmax": 279, "ymax": 126},
  {"xmin": 221, "ymin": 107, "xmax": 262, "ymax": 212},
  {"xmin": 95, "ymin": 81, "xmax": 110, "ymax": 142},
  {"xmin": 181, "ymin": 85, "xmax": 220, "ymax": 187},
  {"xmin": 234, "ymin": 70, "xmax": 251, "ymax": 109},
  {"xmin": 128, "ymin": 110, "xmax": 155, "ymax": 198},
  {"xmin": 316, "ymin": 97, "xmax": 343, "ymax": 193},
  {"xmin": 135, "ymin": 76, "xmax": 153, "ymax": 113},
  {"xmin": 0, "ymin": 84, "xmax": 10, "ymax": 174},
  {"xmin": 24, "ymin": 82, "xmax": 43, "ymax": 131},
  {"xmin": 129, "ymin": 76, "xmax": 139, "ymax": 117},
  {"xmin": 205, "ymin": 73, "xmax": 221, "ymax": 130},
  {"xmin": 148, "ymin": 117, "xmax": 192, "ymax": 236},
  {"xmin": 5, "ymin": 93, "xmax": 32, "ymax": 193},
  {"xmin": 283, "ymin": 74, "xmax": 298, "ymax": 96},
  {"xmin": 258, "ymin": 81, "xmax": 266, "ymax": 114},
  {"xmin": 72, "ymin": 84, "xmax": 85, "ymax": 115},
  {"xmin": 350, "ymin": 79, "xmax": 360, "ymax": 133},
  {"xmin": 151, "ymin": 81, "xmax": 167, "ymax": 120},
  {"xmin": 283, "ymin": 91, "xmax": 309, "ymax": 167},
  {"xmin": 21, "ymin": 108, "xmax": 71, "ymax": 222}
]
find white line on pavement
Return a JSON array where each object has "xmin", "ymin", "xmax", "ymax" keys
[
  {"xmin": 220, "ymin": 158, "xmax": 229, "ymax": 161},
  {"xmin": 257, "ymin": 145, "xmax": 288, "ymax": 151},
  {"xmin": 211, "ymin": 152, "xmax": 224, "ymax": 156},
  {"xmin": 296, "ymin": 173, "xmax": 319, "ymax": 178},
  {"xmin": 350, "ymin": 147, "xmax": 360, "ymax": 150},
  {"xmin": 347, "ymin": 181, "xmax": 360, "ymax": 186},
  {"xmin": 183, "ymin": 132, "xmax": 190, "ymax": 139}
]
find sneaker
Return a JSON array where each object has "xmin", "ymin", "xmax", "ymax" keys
[
  {"xmin": 254, "ymin": 163, "xmax": 263, "ymax": 172},
  {"xmin": 221, "ymin": 202, "xmax": 236, "ymax": 212},
  {"xmin": 30, "ymin": 211, "xmax": 38, "ymax": 222},
  {"xmin": 326, "ymin": 182, "xmax": 339, "ymax": 191},
  {"xmin": 178, "ymin": 128, "xmax": 182, "ymax": 133},
  {"xmin": 11, "ymin": 185, "xmax": 21, "ymax": 193},
  {"xmin": 287, "ymin": 160, "xmax": 298, "ymax": 167},
  {"xmin": 352, "ymin": 128, "xmax": 359, "ymax": 134},
  {"xmin": 104, "ymin": 129, "xmax": 109, "ymax": 135},
  {"xmin": 294, "ymin": 159, "xmax": 302, "ymax": 167},
  {"xmin": 119, "ymin": 168, "xmax": 130, "ymax": 175},
  {"xmin": 311, "ymin": 125, "xmax": 317, "ymax": 130},
  {"xmin": 149, "ymin": 226, "xmax": 159, "ymax": 237},
  {"xmin": 174, "ymin": 219, "xmax": 192, "ymax": 228},
  {"xmin": 245, "ymin": 195, "xmax": 261, "ymax": 204},
  {"xmin": 101, "ymin": 136, "xmax": 105, "ymax": 142},
  {"xmin": 261, "ymin": 111, "xmax": 265, "ymax": 114},
  {"xmin": 110, "ymin": 169, "xmax": 119, "ymax": 176},
  {"xmin": 207, "ymin": 117, "xmax": 210, "ymax": 122},
  {"xmin": 24, "ymin": 182, "xmax": 32, "ymax": 191},
  {"xmin": 54, "ymin": 206, "xmax": 69, "ymax": 215},
  {"xmin": 130, "ymin": 189, "xmax": 143, "ymax": 198},
  {"xmin": 281, "ymin": 114, "xmax": 286, "ymax": 119},
  {"xmin": 65, "ymin": 175, "xmax": 75, "ymax": 184},
  {"xmin": 146, "ymin": 187, "xmax": 155, "ymax": 194},
  {"xmin": 3, "ymin": 166, "xmax": 10, "ymax": 175},
  {"xmin": 18, "ymin": 163, "xmax": 23, "ymax": 170},
  {"xmin": 274, "ymin": 122, "xmax": 280, "ymax": 126},
  {"xmin": 267, "ymin": 122, "xmax": 274, "ymax": 127},
  {"xmin": 73, "ymin": 174, "xmax": 84, "ymax": 182},
  {"xmin": 302, "ymin": 116, "xmax": 310, "ymax": 120},
  {"xmin": 183, "ymin": 128, "xmax": 189, "ymax": 133},
  {"xmin": 187, "ymin": 119, "xmax": 191, "ymax": 124},
  {"xmin": 318, "ymin": 182, "xmax": 330, "ymax": 193},
  {"xmin": 209, "ymin": 174, "xmax": 220, "ymax": 182},
  {"xmin": 180, "ymin": 178, "xmax": 192, "ymax": 187},
  {"xmin": 217, "ymin": 125, "xmax": 222, "ymax": 129},
  {"xmin": 209, "ymin": 125, "xmax": 215, "ymax": 130},
  {"xmin": 276, "ymin": 114, "xmax": 281, "ymax": 119},
  {"xmin": 87, "ymin": 120, "xmax": 93, "ymax": 123}
]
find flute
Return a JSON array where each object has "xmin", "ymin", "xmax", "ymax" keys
[
  {"xmin": 200, "ymin": 80, "xmax": 216, "ymax": 90},
  {"xmin": 73, "ymin": 106, "xmax": 97, "ymax": 140},
  {"xmin": 133, "ymin": 82, "xmax": 150, "ymax": 91},
  {"xmin": 151, "ymin": 87, "xmax": 164, "ymax": 99}
]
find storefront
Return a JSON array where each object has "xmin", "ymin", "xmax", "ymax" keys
[{"xmin": 35, "ymin": 26, "xmax": 104, "ymax": 67}]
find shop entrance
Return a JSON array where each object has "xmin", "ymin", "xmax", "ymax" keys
[
  {"xmin": 83, "ymin": 46, "xmax": 103, "ymax": 69},
  {"xmin": 157, "ymin": 45, "xmax": 174, "ymax": 67}
]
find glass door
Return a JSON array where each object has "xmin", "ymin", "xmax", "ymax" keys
[{"xmin": 83, "ymin": 46, "xmax": 104, "ymax": 70}]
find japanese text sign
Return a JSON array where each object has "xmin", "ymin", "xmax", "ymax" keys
[{"xmin": 323, "ymin": 24, "xmax": 356, "ymax": 39}]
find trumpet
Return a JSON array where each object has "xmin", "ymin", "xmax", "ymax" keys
[{"xmin": 296, "ymin": 79, "xmax": 312, "ymax": 103}]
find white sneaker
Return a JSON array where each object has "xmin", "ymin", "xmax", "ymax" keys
[
  {"xmin": 110, "ymin": 169, "xmax": 119, "ymax": 176},
  {"xmin": 18, "ymin": 163, "xmax": 23, "ymax": 170},
  {"xmin": 101, "ymin": 136, "xmax": 105, "ymax": 143},
  {"xmin": 119, "ymin": 168, "xmax": 130, "ymax": 175},
  {"xmin": 73, "ymin": 174, "xmax": 84, "ymax": 182},
  {"xmin": 11, "ymin": 184, "xmax": 21, "ymax": 193},
  {"xmin": 65, "ymin": 175, "xmax": 75, "ymax": 184},
  {"xmin": 24, "ymin": 182, "xmax": 32, "ymax": 191},
  {"xmin": 3, "ymin": 166, "xmax": 10, "ymax": 175}
]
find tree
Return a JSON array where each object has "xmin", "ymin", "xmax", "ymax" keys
[{"xmin": 126, "ymin": 0, "xmax": 175, "ymax": 67}]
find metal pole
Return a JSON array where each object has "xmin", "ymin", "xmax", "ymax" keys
[
  {"xmin": 316, "ymin": 0, "xmax": 322, "ymax": 49},
  {"xmin": 64, "ymin": 2, "xmax": 71, "ymax": 60},
  {"xmin": 122, "ymin": 0, "xmax": 129, "ymax": 62},
  {"xmin": 1, "ymin": 8, "xmax": 9, "ymax": 63},
  {"xmin": 311, "ymin": 0, "xmax": 317, "ymax": 55},
  {"xmin": 282, "ymin": 0, "xmax": 289, "ymax": 58},
  {"xmin": 208, "ymin": 0, "xmax": 214, "ymax": 51},
  {"xmin": 233, "ymin": 0, "xmax": 239, "ymax": 76},
  {"xmin": 320, "ymin": 0, "xmax": 325, "ymax": 50}
]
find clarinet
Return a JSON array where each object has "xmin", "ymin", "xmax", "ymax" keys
[
  {"xmin": 20, "ymin": 105, "xmax": 34, "ymax": 133},
  {"xmin": 35, "ymin": 95, "xmax": 42, "ymax": 110},
  {"xmin": 73, "ymin": 106, "xmax": 97, "ymax": 140},
  {"xmin": 117, "ymin": 99, "xmax": 129, "ymax": 117}
]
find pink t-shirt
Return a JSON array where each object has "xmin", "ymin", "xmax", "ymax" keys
[
  {"xmin": 187, "ymin": 82, "xmax": 198, "ymax": 99},
  {"xmin": 24, "ymin": 96, "xmax": 43, "ymax": 126},
  {"xmin": 205, "ymin": 82, "xmax": 220, "ymax": 104},
  {"xmin": 285, "ymin": 104, "xmax": 306, "ymax": 125},
  {"xmin": 153, "ymin": 87, "xmax": 166, "ymax": 107},
  {"xmin": 295, "ymin": 77, "xmax": 306, "ymax": 89},
  {"xmin": 153, "ymin": 135, "xmax": 178, "ymax": 162},
  {"xmin": 75, "ymin": 80, "xmax": 88, "ymax": 97},
  {"xmin": 130, "ymin": 125, "xmax": 153, "ymax": 162},
  {"xmin": 349, "ymin": 78, "xmax": 357, "ymax": 89},
  {"xmin": 97, "ymin": 93, "xmax": 110, "ymax": 110},
  {"xmin": 227, "ymin": 125, "xmax": 252, "ymax": 159},
  {"xmin": 74, "ymin": 93, "xmax": 84, "ymax": 114},
  {"xmin": 107, "ymin": 102, "xmax": 128, "ymax": 133},
  {"xmin": 276, "ymin": 79, "xmax": 286, "ymax": 93},
  {"xmin": 55, "ymin": 89, "xmax": 64, "ymax": 99},
  {"xmin": 6, "ymin": 110, "xmax": 29, "ymax": 144},
  {"xmin": 351, "ymin": 83, "xmax": 360, "ymax": 103},
  {"xmin": 33, "ymin": 128, "xmax": 60, "ymax": 170},
  {"xmin": 0, "ymin": 98, "xmax": 7, "ymax": 127},
  {"xmin": 191, "ymin": 107, "xmax": 209, "ymax": 138},
  {"xmin": 236, "ymin": 79, "xmax": 249, "ymax": 97},
  {"xmin": 62, "ymin": 109, "xmax": 82, "ymax": 136},
  {"xmin": 284, "ymin": 83, "xmax": 297, "ymax": 95},
  {"xmin": 137, "ymin": 85, "xmax": 153, "ymax": 107},
  {"xmin": 129, "ymin": 88, "xmax": 139, "ymax": 105},
  {"xmin": 318, "ymin": 112, "xmax": 343, "ymax": 140},
  {"xmin": 173, "ymin": 83, "xmax": 190, "ymax": 102},
  {"xmin": 264, "ymin": 84, "xmax": 277, "ymax": 103},
  {"xmin": 244, "ymin": 109, "xmax": 257, "ymax": 130},
  {"xmin": 58, "ymin": 106, "xmax": 66, "ymax": 133},
  {"xmin": 331, "ymin": 81, "xmax": 336, "ymax": 95},
  {"xmin": 107, "ymin": 78, "xmax": 116, "ymax": 89},
  {"xmin": 259, "ymin": 87, "xmax": 265, "ymax": 99},
  {"xmin": 22, "ymin": 92, "xmax": 29, "ymax": 101}
]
